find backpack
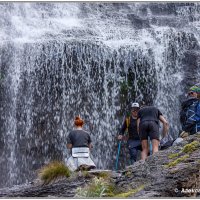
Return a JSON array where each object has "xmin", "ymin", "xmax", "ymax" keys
[
  {"xmin": 180, "ymin": 99, "xmax": 194, "ymax": 125},
  {"xmin": 122, "ymin": 117, "xmax": 130, "ymax": 140},
  {"xmin": 125, "ymin": 117, "xmax": 131, "ymax": 131},
  {"xmin": 180, "ymin": 98, "xmax": 200, "ymax": 132}
]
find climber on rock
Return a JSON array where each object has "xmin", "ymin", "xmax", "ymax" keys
[
  {"xmin": 118, "ymin": 102, "xmax": 142, "ymax": 165},
  {"xmin": 66, "ymin": 116, "xmax": 96, "ymax": 171},
  {"xmin": 137, "ymin": 104, "xmax": 169, "ymax": 160}
]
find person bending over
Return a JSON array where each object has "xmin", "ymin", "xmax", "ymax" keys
[{"xmin": 137, "ymin": 105, "xmax": 169, "ymax": 160}]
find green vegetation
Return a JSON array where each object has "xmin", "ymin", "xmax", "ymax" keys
[
  {"xmin": 78, "ymin": 171, "xmax": 111, "ymax": 180},
  {"xmin": 124, "ymin": 170, "xmax": 132, "ymax": 177},
  {"xmin": 81, "ymin": 170, "xmax": 91, "ymax": 178},
  {"xmin": 166, "ymin": 141, "xmax": 200, "ymax": 168},
  {"xmin": 95, "ymin": 171, "xmax": 111, "ymax": 179},
  {"xmin": 76, "ymin": 177, "xmax": 115, "ymax": 197},
  {"xmin": 114, "ymin": 185, "xmax": 145, "ymax": 198},
  {"xmin": 165, "ymin": 155, "xmax": 189, "ymax": 168},
  {"xmin": 168, "ymin": 153, "xmax": 180, "ymax": 159},
  {"xmin": 38, "ymin": 161, "xmax": 71, "ymax": 184},
  {"xmin": 182, "ymin": 141, "xmax": 200, "ymax": 154},
  {"xmin": 76, "ymin": 170, "xmax": 145, "ymax": 198}
]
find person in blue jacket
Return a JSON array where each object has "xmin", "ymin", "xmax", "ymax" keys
[{"xmin": 180, "ymin": 84, "xmax": 200, "ymax": 136}]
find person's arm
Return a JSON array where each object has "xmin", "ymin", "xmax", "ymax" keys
[
  {"xmin": 159, "ymin": 115, "xmax": 169, "ymax": 137},
  {"xmin": 88, "ymin": 143, "xmax": 93, "ymax": 150},
  {"xmin": 137, "ymin": 118, "xmax": 140, "ymax": 134},
  {"xmin": 66, "ymin": 133, "xmax": 73, "ymax": 149},
  {"xmin": 118, "ymin": 119, "xmax": 127, "ymax": 140},
  {"xmin": 67, "ymin": 143, "xmax": 72, "ymax": 149},
  {"xmin": 88, "ymin": 134, "xmax": 93, "ymax": 150}
]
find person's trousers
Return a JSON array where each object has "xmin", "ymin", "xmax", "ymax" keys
[{"xmin": 127, "ymin": 139, "xmax": 142, "ymax": 165}]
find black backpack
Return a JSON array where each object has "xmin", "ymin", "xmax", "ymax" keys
[{"xmin": 180, "ymin": 98, "xmax": 199, "ymax": 130}]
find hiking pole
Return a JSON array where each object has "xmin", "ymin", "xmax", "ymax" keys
[{"xmin": 115, "ymin": 140, "xmax": 122, "ymax": 171}]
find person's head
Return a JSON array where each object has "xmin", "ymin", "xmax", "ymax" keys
[
  {"xmin": 188, "ymin": 85, "xmax": 200, "ymax": 99},
  {"xmin": 74, "ymin": 116, "xmax": 84, "ymax": 127},
  {"xmin": 131, "ymin": 102, "xmax": 140, "ymax": 117}
]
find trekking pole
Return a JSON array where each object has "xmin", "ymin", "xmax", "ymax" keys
[
  {"xmin": 115, "ymin": 103, "xmax": 129, "ymax": 171},
  {"xmin": 115, "ymin": 140, "xmax": 122, "ymax": 171}
]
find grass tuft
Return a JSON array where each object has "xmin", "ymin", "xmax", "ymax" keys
[
  {"xmin": 38, "ymin": 161, "xmax": 71, "ymax": 184},
  {"xmin": 76, "ymin": 177, "xmax": 115, "ymax": 197},
  {"xmin": 96, "ymin": 171, "xmax": 111, "ymax": 179}
]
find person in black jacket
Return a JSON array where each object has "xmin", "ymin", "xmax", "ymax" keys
[{"xmin": 118, "ymin": 102, "xmax": 142, "ymax": 165}]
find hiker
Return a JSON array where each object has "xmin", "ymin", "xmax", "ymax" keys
[
  {"xmin": 137, "ymin": 105, "xmax": 169, "ymax": 160},
  {"xmin": 66, "ymin": 116, "xmax": 96, "ymax": 171},
  {"xmin": 180, "ymin": 84, "xmax": 200, "ymax": 136},
  {"xmin": 118, "ymin": 102, "xmax": 142, "ymax": 165}
]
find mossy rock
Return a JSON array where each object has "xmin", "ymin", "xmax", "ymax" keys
[
  {"xmin": 182, "ymin": 141, "xmax": 200, "ymax": 154},
  {"xmin": 114, "ymin": 185, "xmax": 145, "ymax": 198},
  {"xmin": 168, "ymin": 153, "xmax": 180, "ymax": 159},
  {"xmin": 165, "ymin": 155, "xmax": 189, "ymax": 168}
]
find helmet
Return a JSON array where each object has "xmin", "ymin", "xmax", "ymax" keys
[{"xmin": 131, "ymin": 102, "xmax": 140, "ymax": 108}]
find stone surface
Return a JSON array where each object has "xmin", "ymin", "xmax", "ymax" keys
[{"xmin": 0, "ymin": 133, "xmax": 200, "ymax": 197}]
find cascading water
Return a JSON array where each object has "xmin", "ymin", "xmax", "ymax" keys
[{"xmin": 0, "ymin": 2, "xmax": 200, "ymax": 188}]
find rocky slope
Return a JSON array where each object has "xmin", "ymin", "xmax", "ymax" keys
[{"xmin": 0, "ymin": 133, "xmax": 200, "ymax": 197}]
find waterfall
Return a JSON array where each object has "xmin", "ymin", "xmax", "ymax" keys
[{"xmin": 0, "ymin": 2, "xmax": 200, "ymax": 188}]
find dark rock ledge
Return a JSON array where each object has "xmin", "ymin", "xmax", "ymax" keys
[{"xmin": 0, "ymin": 133, "xmax": 200, "ymax": 197}]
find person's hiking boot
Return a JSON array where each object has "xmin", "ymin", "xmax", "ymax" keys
[{"xmin": 180, "ymin": 131, "xmax": 189, "ymax": 138}]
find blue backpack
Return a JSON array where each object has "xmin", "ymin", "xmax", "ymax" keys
[{"xmin": 180, "ymin": 98, "xmax": 200, "ymax": 133}]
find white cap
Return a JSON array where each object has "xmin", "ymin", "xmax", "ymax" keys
[{"xmin": 131, "ymin": 102, "xmax": 140, "ymax": 108}]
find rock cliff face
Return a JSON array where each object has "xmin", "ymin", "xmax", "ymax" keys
[{"xmin": 0, "ymin": 133, "xmax": 200, "ymax": 197}]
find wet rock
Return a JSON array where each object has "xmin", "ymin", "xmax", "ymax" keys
[
  {"xmin": 116, "ymin": 133, "xmax": 200, "ymax": 197},
  {"xmin": 127, "ymin": 14, "xmax": 151, "ymax": 29},
  {"xmin": 1, "ymin": 134, "xmax": 200, "ymax": 197}
]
